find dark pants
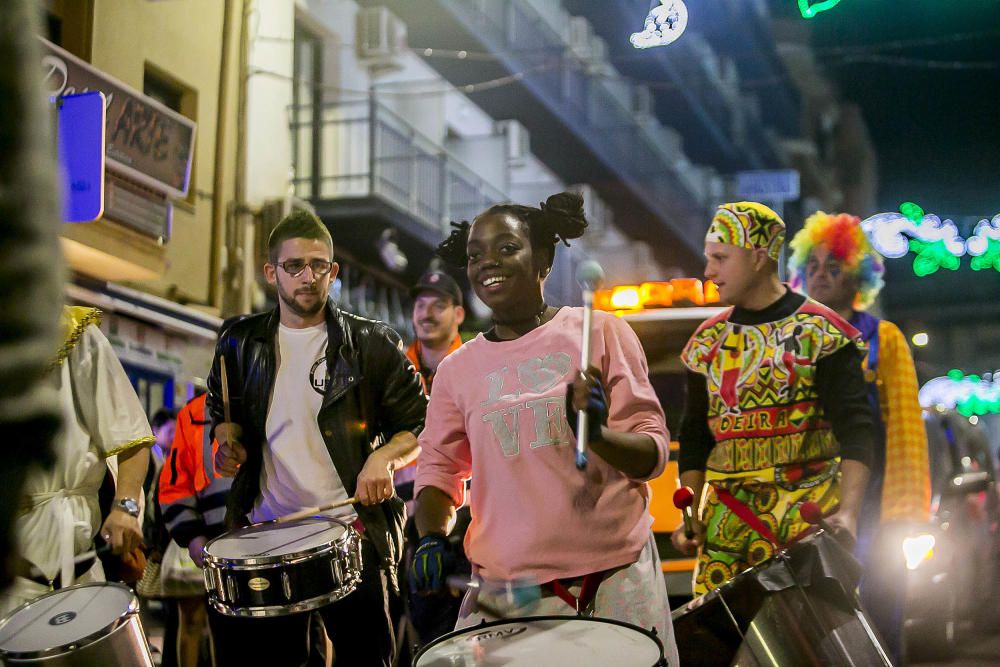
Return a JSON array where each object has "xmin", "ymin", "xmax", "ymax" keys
[{"xmin": 208, "ymin": 540, "xmax": 396, "ymax": 667}]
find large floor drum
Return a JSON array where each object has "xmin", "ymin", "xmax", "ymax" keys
[
  {"xmin": 414, "ymin": 615, "xmax": 668, "ymax": 666},
  {"xmin": 0, "ymin": 582, "xmax": 153, "ymax": 666}
]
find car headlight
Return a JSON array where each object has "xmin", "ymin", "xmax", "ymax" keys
[{"xmin": 902, "ymin": 533, "xmax": 936, "ymax": 570}]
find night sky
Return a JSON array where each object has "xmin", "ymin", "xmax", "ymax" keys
[{"xmin": 769, "ymin": 0, "xmax": 1000, "ymax": 217}]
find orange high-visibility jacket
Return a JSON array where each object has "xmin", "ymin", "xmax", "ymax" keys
[{"xmin": 158, "ymin": 394, "xmax": 232, "ymax": 547}]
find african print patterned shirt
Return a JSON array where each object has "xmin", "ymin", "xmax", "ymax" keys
[{"xmin": 681, "ymin": 297, "xmax": 862, "ymax": 474}]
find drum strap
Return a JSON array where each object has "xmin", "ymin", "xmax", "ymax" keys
[
  {"xmin": 715, "ymin": 487, "xmax": 782, "ymax": 547},
  {"xmin": 544, "ymin": 570, "xmax": 607, "ymax": 615}
]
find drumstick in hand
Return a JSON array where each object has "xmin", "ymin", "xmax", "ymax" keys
[
  {"xmin": 220, "ymin": 356, "xmax": 232, "ymax": 425},
  {"xmin": 275, "ymin": 497, "xmax": 359, "ymax": 524}
]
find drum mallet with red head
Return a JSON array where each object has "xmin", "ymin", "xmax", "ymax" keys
[
  {"xmin": 800, "ymin": 501, "xmax": 856, "ymax": 549},
  {"xmin": 799, "ymin": 501, "xmax": 829, "ymax": 530},
  {"xmin": 673, "ymin": 486, "xmax": 696, "ymax": 539}
]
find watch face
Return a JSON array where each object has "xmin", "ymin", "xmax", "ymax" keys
[{"xmin": 117, "ymin": 498, "xmax": 140, "ymax": 516}]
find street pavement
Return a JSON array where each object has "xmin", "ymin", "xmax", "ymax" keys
[{"xmin": 912, "ymin": 623, "xmax": 1000, "ymax": 667}]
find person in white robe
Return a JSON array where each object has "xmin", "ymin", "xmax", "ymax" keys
[{"xmin": 1, "ymin": 306, "xmax": 152, "ymax": 615}]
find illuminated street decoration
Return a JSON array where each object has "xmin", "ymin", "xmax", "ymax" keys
[
  {"xmin": 908, "ymin": 238, "xmax": 961, "ymax": 276},
  {"xmin": 899, "ymin": 201, "xmax": 924, "ymax": 224},
  {"xmin": 798, "ymin": 0, "xmax": 843, "ymax": 19},
  {"xmin": 966, "ymin": 215, "xmax": 1000, "ymax": 272},
  {"xmin": 863, "ymin": 207, "xmax": 1000, "ymax": 275},
  {"xmin": 630, "ymin": 1, "xmax": 688, "ymax": 49},
  {"xmin": 919, "ymin": 370, "xmax": 1000, "ymax": 416},
  {"xmin": 862, "ymin": 209, "xmax": 965, "ymax": 275}
]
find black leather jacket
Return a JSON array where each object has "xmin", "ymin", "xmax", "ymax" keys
[{"xmin": 206, "ymin": 300, "xmax": 426, "ymax": 589}]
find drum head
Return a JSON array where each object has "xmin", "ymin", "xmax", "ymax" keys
[
  {"xmin": 206, "ymin": 517, "xmax": 347, "ymax": 562},
  {"xmin": 414, "ymin": 616, "xmax": 664, "ymax": 666},
  {"xmin": 0, "ymin": 582, "xmax": 137, "ymax": 658}
]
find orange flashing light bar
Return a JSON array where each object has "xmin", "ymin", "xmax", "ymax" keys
[{"xmin": 594, "ymin": 279, "xmax": 720, "ymax": 311}]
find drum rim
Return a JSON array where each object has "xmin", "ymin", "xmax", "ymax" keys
[
  {"xmin": 204, "ymin": 517, "xmax": 355, "ymax": 567},
  {"xmin": 206, "ymin": 572, "xmax": 360, "ymax": 617},
  {"xmin": 670, "ymin": 544, "xmax": 807, "ymax": 622},
  {"xmin": 0, "ymin": 582, "xmax": 139, "ymax": 659},
  {"xmin": 412, "ymin": 614, "xmax": 666, "ymax": 664}
]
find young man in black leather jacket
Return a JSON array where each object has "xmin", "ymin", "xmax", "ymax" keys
[{"xmin": 206, "ymin": 210, "xmax": 426, "ymax": 666}]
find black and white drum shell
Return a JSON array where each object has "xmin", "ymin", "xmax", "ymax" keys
[
  {"xmin": 0, "ymin": 582, "xmax": 153, "ymax": 666},
  {"xmin": 203, "ymin": 516, "xmax": 362, "ymax": 618},
  {"xmin": 413, "ymin": 615, "xmax": 667, "ymax": 666}
]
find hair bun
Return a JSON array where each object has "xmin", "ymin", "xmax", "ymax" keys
[{"xmin": 541, "ymin": 191, "xmax": 587, "ymax": 241}]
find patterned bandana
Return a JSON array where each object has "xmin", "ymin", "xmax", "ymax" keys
[{"xmin": 706, "ymin": 202, "xmax": 786, "ymax": 261}]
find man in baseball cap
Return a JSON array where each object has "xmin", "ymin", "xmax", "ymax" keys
[
  {"xmin": 397, "ymin": 270, "xmax": 467, "ymax": 650},
  {"xmin": 407, "ymin": 271, "xmax": 464, "ymax": 395}
]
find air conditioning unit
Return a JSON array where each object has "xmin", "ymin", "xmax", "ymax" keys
[
  {"xmin": 356, "ymin": 6, "xmax": 407, "ymax": 72},
  {"xmin": 568, "ymin": 16, "xmax": 594, "ymax": 60},
  {"xmin": 497, "ymin": 120, "xmax": 531, "ymax": 166}
]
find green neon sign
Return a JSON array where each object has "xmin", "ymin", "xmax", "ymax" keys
[{"xmin": 798, "ymin": 0, "xmax": 843, "ymax": 19}]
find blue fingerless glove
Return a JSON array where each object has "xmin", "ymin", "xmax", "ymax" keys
[
  {"xmin": 565, "ymin": 379, "xmax": 609, "ymax": 441},
  {"xmin": 409, "ymin": 534, "xmax": 454, "ymax": 594}
]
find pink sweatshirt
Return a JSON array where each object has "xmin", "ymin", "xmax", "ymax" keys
[{"xmin": 415, "ymin": 307, "xmax": 669, "ymax": 583}]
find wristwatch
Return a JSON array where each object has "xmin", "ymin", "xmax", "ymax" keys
[{"xmin": 112, "ymin": 497, "xmax": 141, "ymax": 518}]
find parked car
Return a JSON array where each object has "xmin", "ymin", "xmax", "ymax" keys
[{"xmin": 905, "ymin": 409, "xmax": 1000, "ymax": 660}]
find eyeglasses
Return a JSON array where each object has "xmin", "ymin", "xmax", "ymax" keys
[{"xmin": 276, "ymin": 259, "xmax": 334, "ymax": 277}]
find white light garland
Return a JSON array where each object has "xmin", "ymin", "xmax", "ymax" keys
[
  {"xmin": 965, "ymin": 214, "xmax": 1000, "ymax": 258},
  {"xmin": 861, "ymin": 211, "xmax": 966, "ymax": 258},
  {"xmin": 630, "ymin": 1, "xmax": 688, "ymax": 49}
]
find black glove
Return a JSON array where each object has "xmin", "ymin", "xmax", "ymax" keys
[
  {"xmin": 409, "ymin": 534, "xmax": 454, "ymax": 594},
  {"xmin": 565, "ymin": 376, "xmax": 609, "ymax": 441}
]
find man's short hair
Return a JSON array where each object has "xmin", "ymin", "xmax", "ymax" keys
[
  {"xmin": 267, "ymin": 210, "xmax": 334, "ymax": 263},
  {"xmin": 151, "ymin": 408, "xmax": 175, "ymax": 430}
]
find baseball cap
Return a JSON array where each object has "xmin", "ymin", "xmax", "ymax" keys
[{"xmin": 411, "ymin": 270, "xmax": 463, "ymax": 306}]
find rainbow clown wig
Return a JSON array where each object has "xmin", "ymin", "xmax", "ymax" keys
[{"xmin": 787, "ymin": 211, "xmax": 885, "ymax": 310}]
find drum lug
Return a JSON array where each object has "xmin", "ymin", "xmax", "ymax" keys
[
  {"xmin": 282, "ymin": 571, "xmax": 292, "ymax": 600},
  {"xmin": 226, "ymin": 576, "xmax": 237, "ymax": 602}
]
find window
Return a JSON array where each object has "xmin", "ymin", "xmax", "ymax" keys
[
  {"xmin": 143, "ymin": 73, "xmax": 184, "ymax": 114},
  {"xmin": 44, "ymin": 0, "xmax": 94, "ymax": 59}
]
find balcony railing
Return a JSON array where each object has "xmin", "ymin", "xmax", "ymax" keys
[
  {"xmin": 442, "ymin": 0, "xmax": 710, "ymax": 242},
  {"xmin": 291, "ymin": 97, "xmax": 507, "ymax": 235}
]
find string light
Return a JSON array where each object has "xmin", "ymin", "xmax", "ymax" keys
[
  {"xmin": 860, "ymin": 204, "xmax": 1000, "ymax": 276},
  {"xmin": 966, "ymin": 215, "xmax": 1000, "ymax": 272},
  {"xmin": 900, "ymin": 201, "xmax": 924, "ymax": 224},
  {"xmin": 862, "ymin": 207, "xmax": 965, "ymax": 276},
  {"xmin": 920, "ymin": 371, "xmax": 1000, "ymax": 416},
  {"xmin": 908, "ymin": 238, "xmax": 961, "ymax": 276},
  {"xmin": 630, "ymin": 1, "xmax": 688, "ymax": 49},
  {"xmin": 798, "ymin": 0, "xmax": 843, "ymax": 19}
]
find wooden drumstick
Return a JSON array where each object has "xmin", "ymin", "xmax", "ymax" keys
[
  {"xmin": 275, "ymin": 497, "xmax": 359, "ymax": 524},
  {"xmin": 220, "ymin": 356, "xmax": 232, "ymax": 425}
]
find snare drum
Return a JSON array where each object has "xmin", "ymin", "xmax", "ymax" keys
[
  {"xmin": 0, "ymin": 582, "xmax": 153, "ymax": 666},
  {"xmin": 203, "ymin": 516, "xmax": 361, "ymax": 617},
  {"xmin": 413, "ymin": 615, "xmax": 668, "ymax": 666}
]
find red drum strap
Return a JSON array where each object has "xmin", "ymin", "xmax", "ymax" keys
[
  {"xmin": 545, "ymin": 570, "xmax": 608, "ymax": 614},
  {"xmin": 715, "ymin": 487, "xmax": 783, "ymax": 547}
]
